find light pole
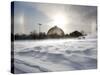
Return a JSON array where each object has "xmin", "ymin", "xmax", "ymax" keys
[{"xmin": 38, "ymin": 23, "xmax": 42, "ymax": 34}]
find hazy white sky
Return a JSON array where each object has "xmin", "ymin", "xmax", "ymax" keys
[{"xmin": 12, "ymin": 1, "xmax": 97, "ymax": 34}]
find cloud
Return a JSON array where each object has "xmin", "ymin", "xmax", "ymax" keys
[{"xmin": 13, "ymin": 2, "xmax": 97, "ymax": 34}]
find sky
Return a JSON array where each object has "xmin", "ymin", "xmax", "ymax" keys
[{"xmin": 12, "ymin": 1, "xmax": 97, "ymax": 35}]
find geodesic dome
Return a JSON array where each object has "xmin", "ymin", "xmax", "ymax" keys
[{"xmin": 47, "ymin": 26, "xmax": 64, "ymax": 38}]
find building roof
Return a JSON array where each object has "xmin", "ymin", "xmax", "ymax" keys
[{"xmin": 47, "ymin": 26, "xmax": 64, "ymax": 37}]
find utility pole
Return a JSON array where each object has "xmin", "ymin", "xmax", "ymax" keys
[{"xmin": 38, "ymin": 23, "xmax": 42, "ymax": 34}]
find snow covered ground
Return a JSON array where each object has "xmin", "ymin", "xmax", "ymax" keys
[{"xmin": 13, "ymin": 37, "xmax": 97, "ymax": 74}]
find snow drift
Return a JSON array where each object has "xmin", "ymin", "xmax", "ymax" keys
[{"xmin": 13, "ymin": 36, "xmax": 97, "ymax": 74}]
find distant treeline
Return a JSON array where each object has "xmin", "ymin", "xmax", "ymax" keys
[{"xmin": 11, "ymin": 30, "xmax": 86, "ymax": 41}]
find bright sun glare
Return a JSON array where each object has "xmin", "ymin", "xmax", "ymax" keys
[{"xmin": 52, "ymin": 13, "xmax": 67, "ymax": 28}]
